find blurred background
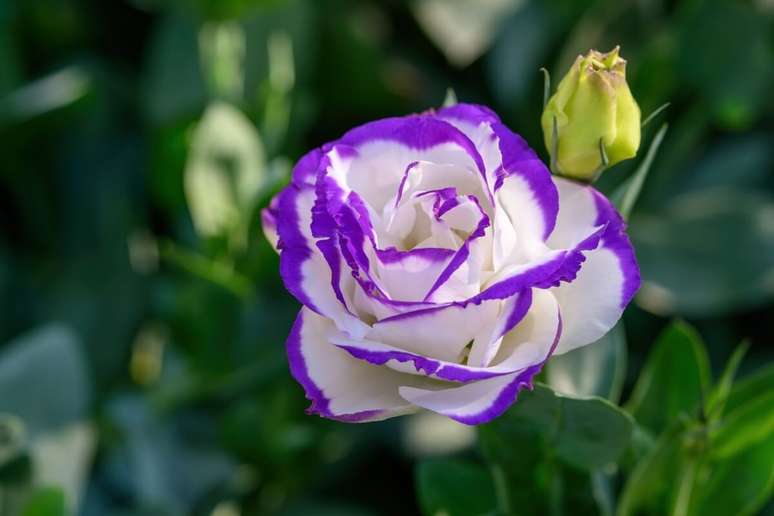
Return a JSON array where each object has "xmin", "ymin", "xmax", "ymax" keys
[{"xmin": 0, "ymin": 0, "xmax": 772, "ymax": 514}]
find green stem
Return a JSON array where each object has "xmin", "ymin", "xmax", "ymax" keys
[
  {"xmin": 671, "ymin": 458, "xmax": 699, "ymax": 516},
  {"xmin": 489, "ymin": 462, "xmax": 512, "ymax": 515}
]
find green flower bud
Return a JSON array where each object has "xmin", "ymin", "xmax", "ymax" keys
[{"xmin": 541, "ymin": 47, "xmax": 641, "ymax": 181}]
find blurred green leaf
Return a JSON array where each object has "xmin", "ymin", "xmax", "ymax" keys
[
  {"xmin": 611, "ymin": 123, "xmax": 668, "ymax": 220},
  {"xmin": 277, "ymin": 500, "xmax": 376, "ymax": 516},
  {"xmin": 159, "ymin": 239, "xmax": 253, "ymax": 297},
  {"xmin": 616, "ymin": 424, "xmax": 683, "ymax": 516},
  {"xmin": 105, "ymin": 395, "xmax": 235, "ymax": 515},
  {"xmin": 143, "ymin": 15, "xmax": 207, "ymax": 124},
  {"xmin": 413, "ymin": 0, "xmax": 516, "ymax": 68},
  {"xmin": 0, "ymin": 66, "xmax": 90, "ymax": 127},
  {"xmin": 486, "ymin": 2, "xmax": 553, "ymax": 109},
  {"xmin": 30, "ymin": 423, "xmax": 95, "ymax": 514},
  {"xmin": 184, "ymin": 101, "xmax": 266, "ymax": 242},
  {"xmin": 710, "ymin": 390, "xmax": 774, "ymax": 459},
  {"xmin": 632, "ymin": 189, "xmax": 774, "ymax": 317},
  {"xmin": 546, "ymin": 321, "xmax": 626, "ymax": 403},
  {"xmin": 21, "ymin": 486, "xmax": 67, "ymax": 516},
  {"xmin": 671, "ymin": 135, "xmax": 774, "ymax": 197},
  {"xmin": 705, "ymin": 341, "xmax": 749, "ymax": 421},
  {"xmin": 677, "ymin": 0, "xmax": 772, "ymax": 129},
  {"xmin": 724, "ymin": 362, "xmax": 774, "ymax": 415},
  {"xmin": 688, "ymin": 435, "xmax": 774, "ymax": 516},
  {"xmin": 0, "ymin": 325, "xmax": 89, "ymax": 435},
  {"xmin": 626, "ymin": 321, "xmax": 710, "ymax": 436},
  {"xmin": 415, "ymin": 459, "xmax": 496, "ymax": 516},
  {"xmin": 0, "ymin": 414, "xmax": 26, "ymax": 468},
  {"xmin": 199, "ymin": 21, "xmax": 245, "ymax": 100}
]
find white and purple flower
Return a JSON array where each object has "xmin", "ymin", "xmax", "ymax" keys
[{"xmin": 262, "ymin": 104, "xmax": 640, "ymax": 425}]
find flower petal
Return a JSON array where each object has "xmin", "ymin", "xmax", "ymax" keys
[
  {"xmin": 367, "ymin": 301, "xmax": 500, "ymax": 362},
  {"xmin": 493, "ymin": 122, "xmax": 558, "ymax": 242},
  {"xmin": 261, "ymin": 195, "xmax": 280, "ymax": 251},
  {"xmin": 277, "ymin": 186, "xmax": 369, "ymax": 338},
  {"xmin": 334, "ymin": 115, "xmax": 489, "ymax": 210},
  {"xmin": 548, "ymin": 177, "xmax": 640, "ymax": 353},
  {"xmin": 287, "ymin": 307, "xmax": 420, "ymax": 422},
  {"xmin": 397, "ymin": 290, "xmax": 562, "ymax": 425}
]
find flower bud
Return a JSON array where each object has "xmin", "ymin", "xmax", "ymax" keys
[{"xmin": 541, "ymin": 47, "xmax": 641, "ymax": 181}]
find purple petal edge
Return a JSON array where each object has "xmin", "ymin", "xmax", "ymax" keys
[
  {"xmin": 492, "ymin": 122, "xmax": 559, "ymax": 240},
  {"xmin": 450, "ymin": 310, "xmax": 563, "ymax": 425},
  {"xmin": 335, "ymin": 343, "xmax": 516, "ymax": 383},
  {"xmin": 591, "ymin": 190, "xmax": 641, "ymax": 309},
  {"xmin": 286, "ymin": 310, "xmax": 384, "ymax": 423}
]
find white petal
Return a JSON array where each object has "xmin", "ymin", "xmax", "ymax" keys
[
  {"xmin": 367, "ymin": 301, "xmax": 500, "ymax": 362},
  {"xmin": 548, "ymin": 177, "xmax": 640, "ymax": 354},
  {"xmin": 397, "ymin": 290, "xmax": 561, "ymax": 424},
  {"xmin": 288, "ymin": 307, "xmax": 420, "ymax": 422}
]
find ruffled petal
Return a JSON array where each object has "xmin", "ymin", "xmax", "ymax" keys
[
  {"xmin": 334, "ymin": 115, "xmax": 490, "ymax": 210},
  {"xmin": 276, "ymin": 186, "xmax": 369, "ymax": 338},
  {"xmin": 397, "ymin": 290, "xmax": 562, "ymax": 424},
  {"xmin": 548, "ymin": 177, "xmax": 640, "ymax": 354},
  {"xmin": 493, "ymin": 122, "xmax": 559, "ymax": 242},
  {"xmin": 261, "ymin": 194, "xmax": 280, "ymax": 251},
  {"xmin": 287, "ymin": 307, "xmax": 420, "ymax": 422}
]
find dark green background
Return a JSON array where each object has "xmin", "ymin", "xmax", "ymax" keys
[{"xmin": 0, "ymin": 0, "xmax": 772, "ymax": 514}]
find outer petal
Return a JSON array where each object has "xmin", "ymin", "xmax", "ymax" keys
[
  {"xmin": 287, "ymin": 307, "xmax": 420, "ymax": 422},
  {"xmin": 276, "ymin": 186, "xmax": 369, "ymax": 338},
  {"xmin": 492, "ymin": 122, "xmax": 559, "ymax": 242},
  {"xmin": 548, "ymin": 177, "xmax": 640, "ymax": 353},
  {"xmin": 261, "ymin": 195, "xmax": 280, "ymax": 251},
  {"xmin": 331, "ymin": 290, "xmax": 536, "ymax": 383},
  {"xmin": 397, "ymin": 290, "xmax": 562, "ymax": 425}
]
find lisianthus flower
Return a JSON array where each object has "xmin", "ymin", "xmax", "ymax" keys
[{"xmin": 263, "ymin": 104, "xmax": 639, "ymax": 425}]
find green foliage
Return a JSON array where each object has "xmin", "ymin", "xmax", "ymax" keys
[
  {"xmin": 479, "ymin": 384, "xmax": 633, "ymax": 514},
  {"xmin": 0, "ymin": 326, "xmax": 89, "ymax": 435},
  {"xmin": 618, "ymin": 322, "xmax": 774, "ymax": 516},
  {"xmin": 415, "ymin": 459, "xmax": 496, "ymax": 516},
  {"xmin": 21, "ymin": 486, "xmax": 67, "ymax": 516},
  {"xmin": 626, "ymin": 321, "xmax": 710, "ymax": 436}
]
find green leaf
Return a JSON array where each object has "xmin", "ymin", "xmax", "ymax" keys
[
  {"xmin": 724, "ymin": 361, "xmax": 774, "ymax": 415},
  {"xmin": 486, "ymin": 2, "xmax": 554, "ymax": 108},
  {"xmin": 143, "ymin": 15, "xmax": 207, "ymax": 124},
  {"xmin": 710, "ymin": 390, "xmax": 774, "ymax": 459},
  {"xmin": 677, "ymin": 0, "xmax": 772, "ymax": 129},
  {"xmin": 184, "ymin": 101, "xmax": 266, "ymax": 242},
  {"xmin": 415, "ymin": 459, "xmax": 496, "ymax": 516},
  {"xmin": 546, "ymin": 321, "xmax": 626, "ymax": 403},
  {"xmin": 486, "ymin": 384, "xmax": 633, "ymax": 471},
  {"xmin": 632, "ymin": 188, "xmax": 774, "ymax": 317},
  {"xmin": 688, "ymin": 436, "xmax": 774, "ymax": 516},
  {"xmin": 199, "ymin": 21, "xmax": 245, "ymax": 100},
  {"xmin": 0, "ymin": 325, "xmax": 90, "ymax": 436},
  {"xmin": 616, "ymin": 424, "xmax": 684, "ymax": 516},
  {"xmin": 626, "ymin": 321, "xmax": 710, "ymax": 436},
  {"xmin": 705, "ymin": 341, "xmax": 749, "ymax": 421},
  {"xmin": 0, "ymin": 413, "xmax": 26, "ymax": 468},
  {"xmin": 21, "ymin": 486, "xmax": 67, "ymax": 516},
  {"xmin": 610, "ymin": 123, "xmax": 668, "ymax": 220},
  {"xmin": 29, "ymin": 423, "xmax": 95, "ymax": 514},
  {"xmin": 478, "ymin": 410, "xmax": 548, "ymax": 514},
  {"xmin": 412, "ymin": 0, "xmax": 516, "ymax": 67}
]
